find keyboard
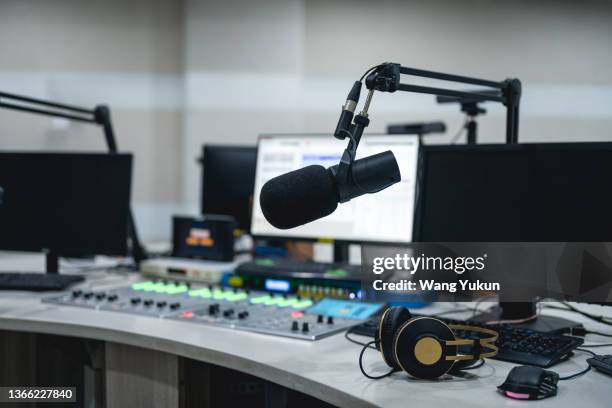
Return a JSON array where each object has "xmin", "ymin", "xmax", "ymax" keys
[
  {"xmin": 0, "ymin": 273, "xmax": 84, "ymax": 291},
  {"xmin": 351, "ymin": 314, "xmax": 584, "ymax": 368},
  {"xmin": 236, "ymin": 259, "xmax": 362, "ymax": 278}
]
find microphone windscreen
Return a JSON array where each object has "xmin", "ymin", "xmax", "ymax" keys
[{"xmin": 259, "ymin": 165, "xmax": 339, "ymax": 229}]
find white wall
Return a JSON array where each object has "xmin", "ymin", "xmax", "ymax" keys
[{"xmin": 1, "ymin": 0, "xmax": 611, "ymax": 241}]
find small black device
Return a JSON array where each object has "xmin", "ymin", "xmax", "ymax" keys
[
  {"xmin": 0, "ymin": 152, "xmax": 132, "ymax": 289},
  {"xmin": 587, "ymin": 354, "xmax": 612, "ymax": 377},
  {"xmin": 234, "ymin": 259, "xmax": 362, "ymax": 299},
  {"xmin": 498, "ymin": 365, "xmax": 559, "ymax": 400},
  {"xmin": 172, "ymin": 215, "xmax": 236, "ymax": 262},
  {"xmin": 387, "ymin": 122, "xmax": 446, "ymax": 136},
  {"xmin": 436, "ymin": 89, "xmax": 500, "ymax": 144},
  {"xmin": 200, "ymin": 145, "xmax": 257, "ymax": 231},
  {"xmin": 352, "ymin": 313, "xmax": 584, "ymax": 367}
]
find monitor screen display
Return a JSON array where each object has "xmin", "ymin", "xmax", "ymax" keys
[
  {"xmin": 251, "ymin": 134, "xmax": 419, "ymax": 243},
  {"xmin": 416, "ymin": 143, "xmax": 612, "ymax": 242}
]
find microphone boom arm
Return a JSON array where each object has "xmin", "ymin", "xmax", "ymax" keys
[{"xmin": 362, "ymin": 63, "xmax": 521, "ymax": 144}]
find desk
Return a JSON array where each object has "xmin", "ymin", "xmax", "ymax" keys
[{"xmin": 1, "ymin": 254, "xmax": 611, "ymax": 407}]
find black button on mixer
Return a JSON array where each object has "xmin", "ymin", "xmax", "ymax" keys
[
  {"xmin": 72, "ymin": 290, "xmax": 82, "ymax": 298},
  {"xmin": 238, "ymin": 311, "xmax": 249, "ymax": 319},
  {"xmin": 291, "ymin": 321, "xmax": 299, "ymax": 331},
  {"xmin": 302, "ymin": 322, "xmax": 309, "ymax": 332},
  {"xmin": 143, "ymin": 299, "xmax": 154, "ymax": 307},
  {"xmin": 83, "ymin": 292, "xmax": 94, "ymax": 299},
  {"xmin": 108, "ymin": 294, "xmax": 118, "ymax": 302},
  {"xmin": 208, "ymin": 305, "xmax": 218, "ymax": 315},
  {"xmin": 156, "ymin": 301, "xmax": 167, "ymax": 308},
  {"xmin": 317, "ymin": 315, "xmax": 324, "ymax": 324},
  {"xmin": 223, "ymin": 309, "xmax": 235, "ymax": 317},
  {"xmin": 169, "ymin": 302, "xmax": 181, "ymax": 310},
  {"xmin": 327, "ymin": 316, "xmax": 334, "ymax": 325},
  {"xmin": 131, "ymin": 297, "xmax": 141, "ymax": 305},
  {"xmin": 95, "ymin": 293, "xmax": 106, "ymax": 300}
]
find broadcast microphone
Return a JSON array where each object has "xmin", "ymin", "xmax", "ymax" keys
[{"xmin": 259, "ymin": 151, "xmax": 400, "ymax": 229}]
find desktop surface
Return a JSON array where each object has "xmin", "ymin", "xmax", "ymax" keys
[
  {"xmin": 251, "ymin": 134, "xmax": 419, "ymax": 243},
  {"xmin": 0, "ymin": 265, "xmax": 610, "ymax": 408}
]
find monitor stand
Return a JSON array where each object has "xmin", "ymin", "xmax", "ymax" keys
[
  {"xmin": 333, "ymin": 242, "xmax": 350, "ymax": 264},
  {"xmin": 472, "ymin": 301, "xmax": 582, "ymax": 333},
  {"xmin": 45, "ymin": 251, "xmax": 59, "ymax": 274}
]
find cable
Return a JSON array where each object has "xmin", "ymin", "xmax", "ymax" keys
[
  {"xmin": 345, "ymin": 327, "xmax": 377, "ymax": 350},
  {"xmin": 450, "ymin": 116, "xmax": 468, "ymax": 144},
  {"xmin": 433, "ymin": 307, "xmax": 474, "ymax": 317},
  {"xmin": 360, "ymin": 64, "xmax": 383, "ymax": 82},
  {"xmin": 471, "ymin": 296, "xmax": 496, "ymax": 319},
  {"xmin": 359, "ymin": 340, "xmax": 398, "ymax": 379},
  {"xmin": 581, "ymin": 343, "xmax": 612, "ymax": 348},
  {"xmin": 558, "ymin": 348, "xmax": 596, "ymax": 381},
  {"xmin": 588, "ymin": 330, "xmax": 612, "ymax": 338},
  {"xmin": 544, "ymin": 301, "xmax": 612, "ymax": 326},
  {"xmin": 458, "ymin": 359, "xmax": 485, "ymax": 370}
]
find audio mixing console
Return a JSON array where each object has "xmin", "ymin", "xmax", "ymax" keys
[{"xmin": 43, "ymin": 281, "xmax": 383, "ymax": 340}]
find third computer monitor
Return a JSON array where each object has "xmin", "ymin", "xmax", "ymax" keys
[
  {"xmin": 251, "ymin": 134, "xmax": 420, "ymax": 244},
  {"xmin": 415, "ymin": 143, "xmax": 612, "ymax": 242}
]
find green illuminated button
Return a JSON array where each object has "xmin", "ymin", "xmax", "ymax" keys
[
  {"xmin": 131, "ymin": 281, "xmax": 155, "ymax": 291},
  {"xmin": 263, "ymin": 296, "xmax": 284, "ymax": 306},
  {"xmin": 277, "ymin": 298, "xmax": 300, "ymax": 308},
  {"xmin": 188, "ymin": 288, "xmax": 212, "ymax": 298},
  {"xmin": 212, "ymin": 289, "xmax": 229, "ymax": 300},
  {"xmin": 325, "ymin": 268, "xmax": 349, "ymax": 278},
  {"xmin": 152, "ymin": 283, "xmax": 172, "ymax": 293},
  {"xmin": 255, "ymin": 259, "xmax": 275, "ymax": 266},
  {"xmin": 250, "ymin": 295, "xmax": 272, "ymax": 304},
  {"xmin": 226, "ymin": 292, "xmax": 248, "ymax": 302},
  {"xmin": 292, "ymin": 299, "xmax": 314, "ymax": 309},
  {"xmin": 166, "ymin": 284, "xmax": 188, "ymax": 295},
  {"xmin": 134, "ymin": 281, "xmax": 158, "ymax": 291}
]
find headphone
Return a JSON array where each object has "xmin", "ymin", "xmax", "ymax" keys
[{"xmin": 360, "ymin": 306, "xmax": 499, "ymax": 380}]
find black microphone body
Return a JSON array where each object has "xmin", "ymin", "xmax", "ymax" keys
[
  {"xmin": 259, "ymin": 151, "xmax": 400, "ymax": 229},
  {"xmin": 259, "ymin": 165, "xmax": 339, "ymax": 230}
]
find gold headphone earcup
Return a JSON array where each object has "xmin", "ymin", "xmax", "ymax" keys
[{"xmin": 393, "ymin": 317, "xmax": 457, "ymax": 380}]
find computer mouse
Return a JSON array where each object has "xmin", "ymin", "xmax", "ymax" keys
[{"xmin": 498, "ymin": 365, "xmax": 559, "ymax": 400}]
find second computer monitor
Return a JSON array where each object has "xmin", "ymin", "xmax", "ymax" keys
[
  {"xmin": 201, "ymin": 145, "xmax": 257, "ymax": 231},
  {"xmin": 251, "ymin": 134, "xmax": 420, "ymax": 243}
]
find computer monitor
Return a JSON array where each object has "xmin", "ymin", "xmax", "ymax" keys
[
  {"xmin": 415, "ymin": 143, "xmax": 612, "ymax": 242},
  {"xmin": 0, "ymin": 152, "xmax": 132, "ymax": 271},
  {"xmin": 415, "ymin": 143, "xmax": 612, "ymax": 327},
  {"xmin": 201, "ymin": 145, "xmax": 257, "ymax": 231},
  {"xmin": 251, "ymin": 134, "xmax": 420, "ymax": 244}
]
